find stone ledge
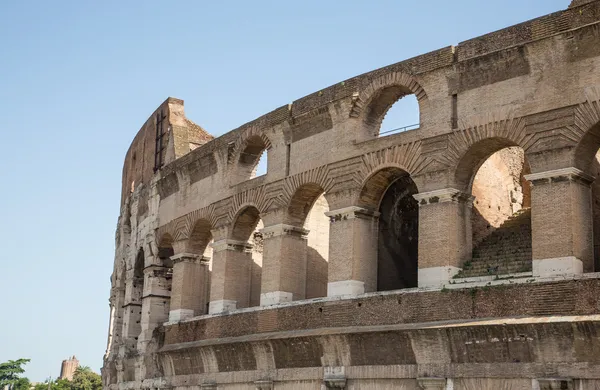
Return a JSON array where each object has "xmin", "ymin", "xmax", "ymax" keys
[{"xmin": 163, "ymin": 276, "xmax": 600, "ymax": 345}]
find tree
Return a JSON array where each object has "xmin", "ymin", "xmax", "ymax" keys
[
  {"xmin": 0, "ymin": 359, "xmax": 30, "ymax": 390},
  {"xmin": 70, "ymin": 367, "xmax": 101, "ymax": 390},
  {"xmin": 34, "ymin": 378, "xmax": 73, "ymax": 390},
  {"xmin": 12, "ymin": 378, "xmax": 30, "ymax": 390}
]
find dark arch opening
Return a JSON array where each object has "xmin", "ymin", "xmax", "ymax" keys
[
  {"xmin": 359, "ymin": 167, "xmax": 419, "ymax": 291},
  {"xmin": 126, "ymin": 248, "xmax": 145, "ymax": 343},
  {"xmin": 377, "ymin": 175, "xmax": 419, "ymax": 291}
]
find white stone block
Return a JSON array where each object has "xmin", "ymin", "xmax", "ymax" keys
[
  {"xmin": 418, "ymin": 266, "xmax": 461, "ymax": 288},
  {"xmin": 533, "ymin": 257, "xmax": 583, "ymax": 277},
  {"xmin": 260, "ymin": 291, "xmax": 293, "ymax": 306},
  {"xmin": 327, "ymin": 280, "xmax": 364, "ymax": 297},
  {"xmin": 208, "ymin": 299, "xmax": 237, "ymax": 314},
  {"xmin": 168, "ymin": 309, "xmax": 194, "ymax": 322}
]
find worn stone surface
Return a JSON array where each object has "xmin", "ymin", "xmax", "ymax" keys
[{"xmin": 103, "ymin": 2, "xmax": 600, "ymax": 388}]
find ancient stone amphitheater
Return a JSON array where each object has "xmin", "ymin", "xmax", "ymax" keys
[{"xmin": 102, "ymin": 1, "xmax": 600, "ymax": 389}]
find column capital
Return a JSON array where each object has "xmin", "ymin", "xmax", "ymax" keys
[
  {"xmin": 210, "ymin": 239, "xmax": 253, "ymax": 253},
  {"xmin": 413, "ymin": 188, "xmax": 473, "ymax": 206},
  {"xmin": 325, "ymin": 206, "xmax": 379, "ymax": 223},
  {"xmin": 254, "ymin": 379, "xmax": 273, "ymax": 390},
  {"xmin": 170, "ymin": 253, "xmax": 210, "ymax": 265},
  {"xmin": 143, "ymin": 264, "xmax": 171, "ymax": 277},
  {"xmin": 525, "ymin": 167, "xmax": 594, "ymax": 185},
  {"xmin": 260, "ymin": 223, "xmax": 309, "ymax": 239},
  {"xmin": 417, "ymin": 378, "xmax": 447, "ymax": 390}
]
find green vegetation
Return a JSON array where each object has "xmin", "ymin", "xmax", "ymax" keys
[
  {"xmin": 1, "ymin": 359, "xmax": 101, "ymax": 390},
  {"xmin": 0, "ymin": 359, "xmax": 30, "ymax": 390}
]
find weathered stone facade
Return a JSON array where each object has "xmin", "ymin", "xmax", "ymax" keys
[{"xmin": 103, "ymin": 1, "xmax": 600, "ymax": 388}]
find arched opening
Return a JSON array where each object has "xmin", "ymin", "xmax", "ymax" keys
[
  {"xmin": 187, "ymin": 220, "xmax": 213, "ymax": 315},
  {"xmin": 363, "ymin": 85, "xmax": 420, "ymax": 139},
  {"xmin": 238, "ymin": 135, "xmax": 268, "ymax": 181},
  {"xmin": 231, "ymin": 206, "xmax": 263, "ymax": 308},
  {"xmin": 287, "ymin": 183, "xmax": 330, "ymax": 299},
  {"xmin": 575, "ymin": 120, "xmax": 600, "ymax": 272},
  {"xmin": 379, "ymin": 94, "xmax": 420, "ymax": 137},
  {"xmin": 457, "ymin": 141, "xmax": 532, "ymax": 277},
  {"xmin": 359, "ymin": 167, "xmax": 419, "ymax": 291},
  {"xmin": 157, "ymin": 235, "xmax": 174, "ymax": 319},
  {"xmin": 125, "ymin": 249, "xmax": 144, "ymax": 343}
]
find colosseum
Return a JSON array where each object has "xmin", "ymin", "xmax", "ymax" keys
[{"xmin": 102, "ymin": 1, "xmax": 600, "ymax": 389}]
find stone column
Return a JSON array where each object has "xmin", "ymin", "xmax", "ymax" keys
[
  {"xmin": 260, "ymin": 224, "xmax": 309, "ymax": 306},
  {"xmin": 533, "ymin": 378, "xmax": 574, "ymax": 390},
  {"xmin": 325, "ymin": 206, "xmax": 379, "ymax": 297},
  {"xmin": 414, "ymin": 189, "xmax": 473, "ymax": 287},
  {"xmin": 168, "ymin": 253, "xmax": 210, "ymax": 321},
  {"xmin": 525, "ymin": 168, "xmax": 594, "ymax": 277},
  {"xmin": 208, "ymin": 239, "xmax": 253, "ymax": 314},
  {"xmin": 417, "ymin": 378, "xmax": 447, "ymax": 390},
  {"xmin": 138, "ymin": 264, "xmax": 171, "ymax": 350}
]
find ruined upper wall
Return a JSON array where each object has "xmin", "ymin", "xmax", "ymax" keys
[{"xmin": 120, "ymin": 98, "xmax": 212, "ymax": 204}]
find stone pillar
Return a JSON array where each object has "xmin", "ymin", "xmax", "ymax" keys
[
  {"xmin": 260, "ymin": 224, "xmax": 309, "ymax": 306},
  {"xmin": 533, "ymin": 378, "xmax": 574, "ymax": 390},
  {"xmin": 417, "ymin": 378, "xmax": 448, "ymax": 390},
  {"xmin": 414, "ymin": 189, "xmax": 473, "ymax": 287},
  {"xmin": 324, "ymin": 367, "xmax": 346, "ymax": 389},
  {"xmin": 122, "ymin": 270, "xmax": 143, "ymax": 349},
  {"xmin": 208, "ymin": 239, "xmax": 253, "ymax": 314},
  {"xmin": 168, "ymin": 253, "xmax": 210, "ymax": 321},
  {"xmin": 325, "ymin": 206, "xmax": 379, "ymax": 297},
  {"xmin": 138, "ymin": 265, "xmax": 171, "ymax": 350},
  {"xmin": 525, "ymin": 168, "xmax": 594, "ymax": 277}
]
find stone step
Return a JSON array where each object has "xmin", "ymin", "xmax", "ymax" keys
[{"xmin": 460, "ymin": 208, "xmax": 532, "ymax": 278}]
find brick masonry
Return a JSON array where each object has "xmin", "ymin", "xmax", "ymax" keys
[{"xmin": 103, "ymin": 1, "xmax": 600, "ymax": 389}]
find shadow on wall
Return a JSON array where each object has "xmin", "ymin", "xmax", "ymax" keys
[
  {"xmin": 471, "ymin": 147, "xmax": 531, "ymax": 246},
  {"xmin": 306, "ymin": 246, "xmax": 328, "ymax": 299}
]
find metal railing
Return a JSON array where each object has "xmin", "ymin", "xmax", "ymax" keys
[{"xmin": 379, "ymin": 123, "xmax": 419, "ymax": 136}]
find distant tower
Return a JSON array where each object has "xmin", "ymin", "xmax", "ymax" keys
[{"xmin": 59, "ymin": 356, "xmax": 79, "ymax": 381}]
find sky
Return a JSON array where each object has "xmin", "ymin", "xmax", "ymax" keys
[{"xmin": 0, "ymin": 0, "xmax": 567, "ymax": 382}]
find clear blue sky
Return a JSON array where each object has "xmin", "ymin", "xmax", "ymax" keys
[{"xmin": 0, "ymin": 0, "xmax": 566, "ymax": 382}]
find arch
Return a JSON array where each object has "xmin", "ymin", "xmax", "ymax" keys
[
  {"xmin": 134, "ymin": 249, "xmax": 144, "ymax": 279},
  {"xmin": 287, "ymin": 183, "xmax": 326, "ymax": 227},
  {"xmin": 574, "ymin": 120, "xmax": 600, "ymax": 174},
  {"xmin": 231, "ymin": 205, "xmax": 262, "ymax": 241},
  {"xmin": 453, "ymin": 138, "xmax": 532, "ymax": 278},
  {"xmin": 453, "ymin": 137, "xmax": 522, "ymax": 193},
  {"xmin": 188, "ymin": 219, "xmax": 213, "ymax": 254},
  {"xmin": 357, "ymin": 166, "xmax": 417, "ymax": 210},
  {"xmin": 285, "ymin": 183, "xmax": 330, "ymax": 299},
  {"xmin": 158, "ymin": 234, "xmax": 175, "ymax": 267},
  {"xmin": 351, "ymin": 72, "xmax": 426, "ymax": 140},
  {"xmin": 357, "ymin": 166, "xmax": 420, "ymax": 291},
  {"xmin": 229, "ymin": 125, "xmax": 272, "ymax": 182},
  {"xmin": 229, "ymin": 205, "xmax": 263, "ymax": 308}
]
